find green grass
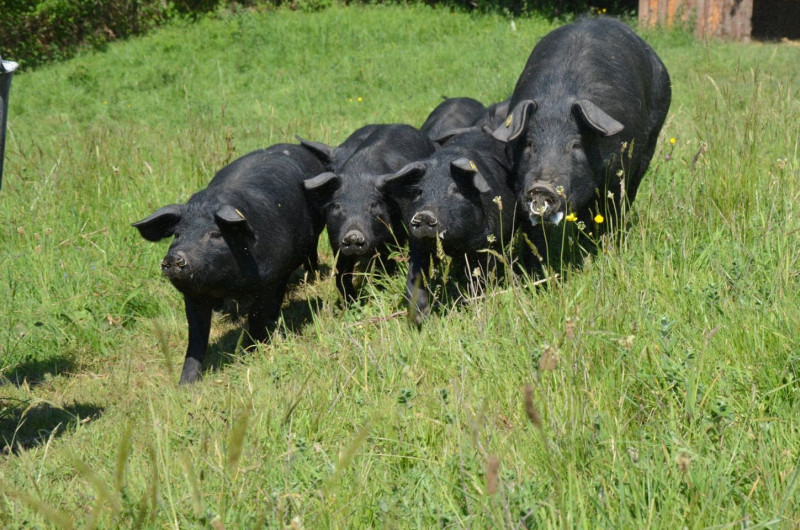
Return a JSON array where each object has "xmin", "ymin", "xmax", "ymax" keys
[{"xmin": 1, "ymin": 5, "xmax": 799, "ymax": 527}]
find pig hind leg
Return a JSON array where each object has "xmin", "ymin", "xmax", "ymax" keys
[
  {"xmin": 304, "ymin": 247, "xmax": 320, "ymax": 281},
  {"xmin": 247, "ymin": 278, "xmax": 290, "ymax": 344}
]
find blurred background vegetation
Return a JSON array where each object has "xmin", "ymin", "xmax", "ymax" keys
[{"xmin": 0, "ymin": 0, "xmax": 637, "ymax": 70}]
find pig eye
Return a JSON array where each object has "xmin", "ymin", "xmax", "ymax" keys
[
  {"xmin": 448, "ymin": 183, "xmax": 464, "ymax": 198},
  {"xmin": 209, "ymin": 231, "xmax": 222, "ymax": 239},
  {"xmin": 328, "ymin": 202, "xmax": 342, "ymax": 214},
  {"xmin": 570, "ymin": 138, "xmax": 582, "ymax": 151}
]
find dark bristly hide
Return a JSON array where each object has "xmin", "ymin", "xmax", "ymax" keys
[
  {"xmin": 493, "ymin": 16, "xmax": 671, "ymax": 266},
  {"xmin": 378, "ymin": 131, "xmax": 518, "ymax": 326},
  {"xmin": 132, "ymin": 144, "xmax": 326, "ymax": 384},
  {"xmin": 302, "ymin": 124, "xmax": 437, "ymax": 302}
]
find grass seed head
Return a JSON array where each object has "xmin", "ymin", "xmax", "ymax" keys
[
  {"xmin": 486, "ymin": 455, "xmax": 500, "ymax": 495},
  {"xmin": 524, "ymin": 384, "xmax": 542, "ymax": 429}
]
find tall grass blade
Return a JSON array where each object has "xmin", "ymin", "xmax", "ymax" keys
[
  {"xmin": 324, "ymin": 419, "xmax": 373, "ymax": 494},
  {"xmin": 114, "ymin": 421, "xmax": 134, "ymax": 492},
  {"xmin": 0, "ymin": 482, "xmax": 75, "ymax": 529},
  {"xmin": 225, "ymin": 405, "xmax": 251, "ymax": 472}
]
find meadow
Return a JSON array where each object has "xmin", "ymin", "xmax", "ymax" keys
[{"xmin": 1, "ymin": 5, "xmax": 799, "ymax": 527}]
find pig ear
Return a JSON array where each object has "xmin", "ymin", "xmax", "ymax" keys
[
  {"xmin": 132, "ymin": 204, "xmax": 184, "ymax": 242},
  {"xmin": 296, "ymin": 136, "xmax": 334, "ymax": 165},
  {"xmin": 573, "ymin": 99, "xmax": 624, "ymax": 136},
  {"xmin": 451, "ymin": 157, "xmax": 491, "ymax": 194},
  {"xmin": 432, "ymin": 126, "xmax": 477, "ymax": 145},
  {"xmin": 492, "ymin": 99, "xmax": 536, "ymax": 142},
  {"xmin": 303, "ymin": 172, "xmax": 340, "ymax": 193},
  {"xmin": 375, "ymin": 162, "xmax": 427, "ymax": 191},
  {"xmin": 215, "ymin": 205, "xmax": 254, "ymax": 235}
]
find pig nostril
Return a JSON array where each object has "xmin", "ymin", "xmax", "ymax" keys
[
  {"xmin": 411, "ymin": 211, "xmax": 438, "ymax": 227},
  {"xmin": 342, "ymin": 231, "xmax": 366, "ymax": 247},
  {"xmin": 176, "ymin": 257, "xmax": 186, "ymax": 268}
]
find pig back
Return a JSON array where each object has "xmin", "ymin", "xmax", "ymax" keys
[
  {"xmin": 340, "ymin": 124, "xmax": 437, "ymax": 177},
  {"xmin": 204, "ymin": 147, "xmax": 324, "ymax": 280},
  {"xmin": 510, "ymin": 17, "xmax": 666, "ymax": 140}
]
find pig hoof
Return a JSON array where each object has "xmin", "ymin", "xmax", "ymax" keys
[
  {"xmin": 178, "ymin": 358, "xmax": 203, "ymax": 385},
  {"xmin": 408, "ymin": 306, "xmax": 426, "ymax": 329},
  {"xmin": 407, "ymin": 291, "xmax": 429, "ymax": 329}
]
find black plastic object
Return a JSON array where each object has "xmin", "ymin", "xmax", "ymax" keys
[{"xmin": 0, "ymin": 56, "xmax": 19, "ymax": 190}]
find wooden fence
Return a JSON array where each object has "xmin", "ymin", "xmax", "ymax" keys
[{"xmin": 639, "ymin": 0, "xmax": 754, "ymax": 40}]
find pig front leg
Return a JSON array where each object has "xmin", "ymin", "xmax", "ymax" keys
[
  {"xmin": 335, "ymin": 255, "xmax": 358, "ymax": 303},
  {"xmin": 180, "ymin": 296, "xmax": 213, "ymax": 385},
  {"xmin": 406, "ymin": 244, "xmax": 431, "ymax": 329}
]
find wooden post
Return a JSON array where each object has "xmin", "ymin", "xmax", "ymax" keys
[{"xmin": 639, "ymin": 0, "xmax": 753, "ymax": 41}]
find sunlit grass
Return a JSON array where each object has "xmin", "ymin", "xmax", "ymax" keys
[{"xmin": 1, "ymin": 5, "xmax": 798, "ymax": 527}]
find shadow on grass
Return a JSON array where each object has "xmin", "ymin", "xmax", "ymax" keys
[
  {"xmin": 0, "ymin": 399, "xmax": 104, "ymax": 455},
  {"xmin": 203, "ymin": 296, "xmax": 324, "ymax": 378},
  {"xmin": 1, "ymin": 355, "xmax": 77, "ymax": 388}
]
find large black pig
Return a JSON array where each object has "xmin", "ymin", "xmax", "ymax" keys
[
  {"xmin": 132, "ymin": 144, "xmax": 325, "ymax": 384},
  {"xmin": 420, "ymin": 97, "xmax": 488, "ymax": 143},
  {"xmin": 420, "ymin": 97, "xmax": 511, "ymax": 143},
  {"xmin": 493, "ymin": 17, "xmax": 671, "ymax": 238},
  {"xmin": 377, "ymin": 131, "xmax": 517, "ymax": 326},
  {"xmin": 303, "ymin": 124, "xmax": 437, "ymax": 301},
  {"xmin": 296, "ymin": 124, "xmax": 383, "ymax": 171}
]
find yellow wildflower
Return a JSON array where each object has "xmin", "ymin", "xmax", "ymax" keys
[
  {"xmin": 669, "ymin": 137, "xmax": 676, "ymax": 144},
  {"xmin": 565, "ymin": 213, "xmax": 578, "ymax": 222},
  {"xmin": 357, "ymin": 97, "xmax": 363, "ymax": 102},
  {"xmin": 594, "ymin": 214, "xmax": 604, "ymax": 224}
]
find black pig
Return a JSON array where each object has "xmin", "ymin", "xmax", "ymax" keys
[
  {"xmin": 132, "ymin": 144, "xmax": 326, "ymax": 384},
  {"xmin": 479, "ymin": 99, "xmax": 511, "ymax": 133},
  {"xmin": 296, "ymin": 124, "xmax": 383, "ymax": 171},
  {"xmin": 493, "ymin": 17, "xmax": 671, "ymax": 240},
  {"xmin": 420, "ymin": 97, "xmax": 488, "ymax": 143},
  {"xmin": 377, "ymin": 131, "xmax": 517, "ymax": 326},
  {"xmin": 303, "ymin": 124, "xmax": 437, "ymax": 301},
  {"xmin": 421, "ymin": 97, "xmax": 512, "ymax": 144}
]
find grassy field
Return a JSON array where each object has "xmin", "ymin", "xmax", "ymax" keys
[{"xmin": 1, "ymin": 5, "xmax": 799, "ymax": 527}]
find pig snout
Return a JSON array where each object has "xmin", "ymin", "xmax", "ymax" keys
[
  {"xmin": 161, "ymin": 250, "xmax": 189, "ymax": 279},
  {"xmin": 524, "ymin": 184, "xmax": 566, "ymax": 226},
  {"xmin": 340, "ymin": 229, "xmax": 368, "ymax": 256},
  {"xmin": 410, "ymin": 210, "xmax": 440, "ymax": 240}
]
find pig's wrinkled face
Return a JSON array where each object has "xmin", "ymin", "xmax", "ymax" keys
[
  {"xmin": 150, "ymin": 203, "xmax": 257, "ymax": 300},
  {"xmin": 495, "ymin": 99, "xmax": 624, "ymax": 227},
  {"xmin": 404, "ymin": 160, "xmax": 486, "ymax": 251},
  {"xmin": 514, "ymin": 116, "xmax": 602, "ymax": 226},
  {"xmin": 323, "ymin": 176, "xmax": 395, "ymax": 258},
  {"xmin": 163, "ymin": 224, "xmax": 224, "ymax": 296}
]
